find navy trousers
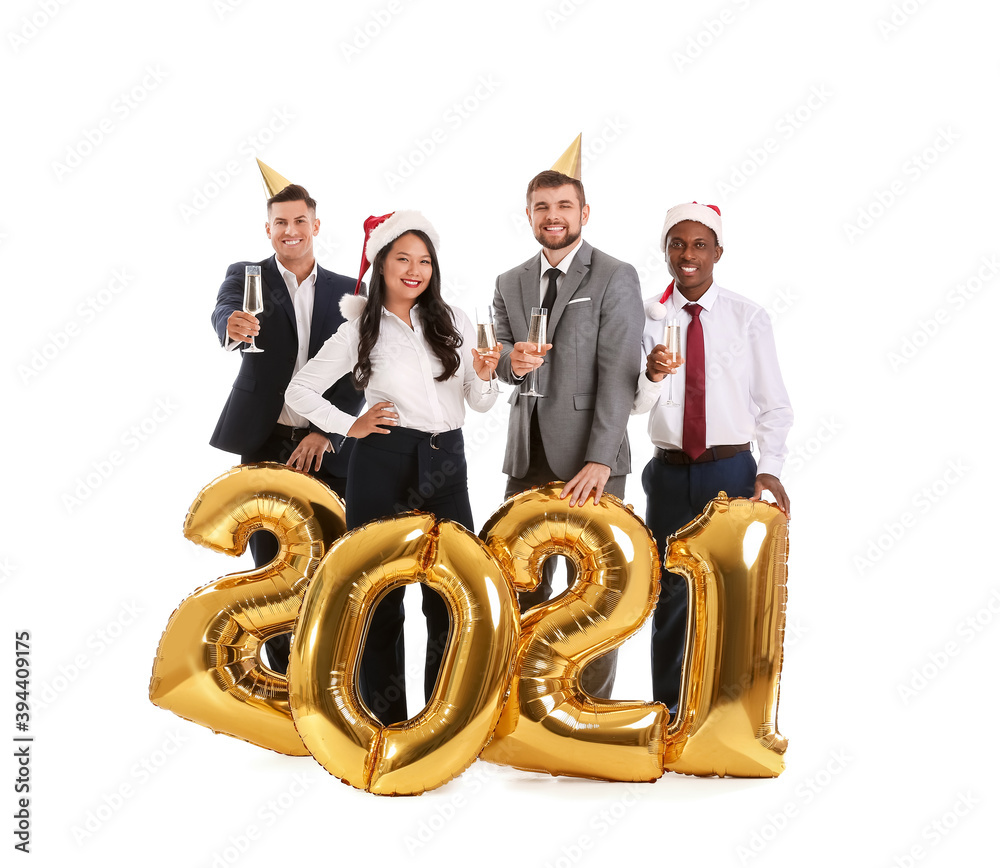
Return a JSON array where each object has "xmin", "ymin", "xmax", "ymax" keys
[
  {"xmin": 347, "ymin": 426, "xmax": 472, "ymax": 725},
  {"xmin": 642, "ymin": 450, "xmax": 756, "ymax": 711}
]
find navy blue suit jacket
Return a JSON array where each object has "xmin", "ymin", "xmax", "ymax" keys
[{"xmin": 209, "ymin": 255, "xmax": 364, "ymax": 476}]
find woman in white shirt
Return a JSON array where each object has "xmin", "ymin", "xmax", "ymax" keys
[{"xmin": 285, "ymin": 210, "xmax": 500, "ymax": 724}]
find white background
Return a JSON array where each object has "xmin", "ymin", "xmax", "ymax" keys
[{"xmin": 2, "ymin": 0, "xmax": 997, "ymax": 865}]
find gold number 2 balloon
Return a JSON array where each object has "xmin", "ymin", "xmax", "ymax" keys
[
  {"xmin": 289, "ymin": 513, "xmax": 519, "ymax": 796},
  {"xmin": 149, "ymin": 463, "xmax": 346, "ymax": 755},
  {"xmin": 478, "ymin": 486, "xmax": 674, "ymax": 782},
  {"xmin": 664, "ymin": 495, "xmax": 789, "ymax": 777}
]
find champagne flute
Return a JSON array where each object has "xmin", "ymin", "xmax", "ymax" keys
[
  {"xmin": 522, "ymin": 306, "xmax": 547, "ymax": 397},
  {"xmin": 243, "ymin": 265, "xmax": 264, "ymax": 353},
  {"xmin": 663, "ymin": 318, "xmax": 682, "ymax": 405},
  {"xmin": 476, "ymin": 306, "xmax": 499, "ymax": 394}
]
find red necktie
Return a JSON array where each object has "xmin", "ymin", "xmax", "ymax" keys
[{"xmin": 683, "ymin": 303, "xmax": 706, "ymax": 460}]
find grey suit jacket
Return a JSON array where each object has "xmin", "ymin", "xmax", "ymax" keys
[{"xmin": 493, "ymin": 240, "xmax": 643, "ymax": 480}]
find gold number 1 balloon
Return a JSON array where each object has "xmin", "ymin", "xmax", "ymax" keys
[
  {"xmin": 148, "ymin": 463, "xmax": 346, "ymax": 755},
  {"xmin": 664, "ymin": 495, "xmax": 789, "ymax": 777}
]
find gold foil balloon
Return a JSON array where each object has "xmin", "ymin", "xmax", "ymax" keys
[
  {"xmin": 663, "ymin": 494, "xmax": 789, "ymax": 778},
  {"xmin": 149, "ymin": 463, "xmax": 346, "ymax": 755},
  {"xmin": 289, "ymin": 513, "xmax": 519, "ymax": 796},
  {"xmin": 478, "ymin": 486, "xmax": 672, "ymax": 782}
]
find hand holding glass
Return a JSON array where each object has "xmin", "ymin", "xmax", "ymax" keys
[
  {"xmin": 243, "ymin": 266, "xmax": 264, "ymax": 354},
  {"xmin": 663, "ymin": 319, "xmax": 682, "ymax": 406},
  {"xmin": 522, "ymin": 307, "xmax": 547, "ymax": 397},
  {"xmin": 476, "ymin": 307, "xmax": 500, "ymax": 394}
]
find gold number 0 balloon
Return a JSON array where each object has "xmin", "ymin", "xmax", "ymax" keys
[
  {"xmin": 478, "ymin": 486, "xmax": 677, "ymax": 782},
  {"xmin": 665, "ymin": 495, "xmax": 789, "ymax": 778},
  {"xmin": 289, "ymin": 513, "xmax": 519, "ymax": 796},
  {"xmin": 149, "ymin": 463, "xmax": 346, "ymax": 755}
]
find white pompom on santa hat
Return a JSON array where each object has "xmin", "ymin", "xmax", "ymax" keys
[{"xmin": 341, "ymin": 210, "xmax": 441, "ymax": 321}]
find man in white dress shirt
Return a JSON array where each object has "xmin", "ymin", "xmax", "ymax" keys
[
  {"xmin": 633, "ymin": 202, "xmax": 792, "ymax": 713},
  {"xmin": 210, "ymin": 175, "xmax": 363, "ymax": 673}
]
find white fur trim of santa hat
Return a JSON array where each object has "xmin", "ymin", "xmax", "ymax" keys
[
  {"xmin": 659, "ymin": 202, "xmax": 723, "ymax": 252},
  {"xmin": 365, "ymin": 209, "xmax": 441, "ymax": 264}
]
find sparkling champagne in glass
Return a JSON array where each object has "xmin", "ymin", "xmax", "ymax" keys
[
  {"xmin": 663, "ymin": 318, "xmax": 681, "ymax": 405},
  {"xmin": 243, "ymin": 265, "xmax": 264, "ymax": 354},
  {"xmin": 476, "ymin": 306, "xmax": 499, "ymax": 393},
  {"xmin": 522, "ymin": 306, "xmax": 547, "ymax": 397}
]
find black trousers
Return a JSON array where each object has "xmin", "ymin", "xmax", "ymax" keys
[
  {"xmin": 347, "ymin": 426, "xmax": 473, "ymax": 725},
  {"xmin": 241, "ymin": 427, "xmax": 347, "ymax": 675},
  {"xmin": 642, "ymin": 449, "xmax": 756, "ymax": 712},
  {"xmin": 504, "ymin": 412, "xmax": 623, "ymax": 698}
]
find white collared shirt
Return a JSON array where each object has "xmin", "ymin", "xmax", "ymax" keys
[
  {"xmin": 633, "ymin": 282, "xmax": 793, "ymax": 478},
  {"xmin": 286, "ymin": 305, "xmax": 496, "ymax": 436},
  {"xmin": 536, "ymin": 238, "xmax": 583, "ymax": 304},
  {"xmin": 274, "ymin": 257, "xmax": 317, "ymax": 427}
]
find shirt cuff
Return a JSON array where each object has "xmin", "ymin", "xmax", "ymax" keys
[{"xmin": 756, "ymin": 456, "xmax": 785, "ymax": 478}]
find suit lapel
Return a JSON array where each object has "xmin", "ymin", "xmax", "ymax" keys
[
  {"xmin": 310, "ymin": 266, "xmax": 335, "ymax": 357},
  {"xmin": 547, "ymin": 240, "xmax": 591, "ymax": 336}
]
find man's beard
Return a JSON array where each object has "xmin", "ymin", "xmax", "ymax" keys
[{"xmin": 534, "ymin": 224, "xmax": 581, "ymax": 251}]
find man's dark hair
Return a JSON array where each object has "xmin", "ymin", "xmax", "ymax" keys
[
  {"xmin": 267, "ymin": 183, "xmax": 317, "ymax": 213},
  {"xmin": 526, "ymin": 170, "xmax": 586, "ymax": 207}
]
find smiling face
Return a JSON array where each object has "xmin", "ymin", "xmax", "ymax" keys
[
  {"xmin": 265, "ymin": 200, "xmax": 320, "ymax": 268},
  {"xmin": 664, "ymin": 220, "xmax": 723, "ymax": 301},
  {"xmin": 380, "ymin": 232, "xmax": 433, "ymax": 311},
  {"xmin": 527, "ymin": 183, "xmax": 590, "ymax": 263}
]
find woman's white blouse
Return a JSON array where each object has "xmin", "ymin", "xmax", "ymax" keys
[{"xmin": 286, "ymin": 305, "xmax": 496, "ymax": 436}]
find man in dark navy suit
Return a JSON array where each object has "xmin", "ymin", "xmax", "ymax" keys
[{"xmin": 210, "ymin": 175, "xmax": 363, "ymax": 670}]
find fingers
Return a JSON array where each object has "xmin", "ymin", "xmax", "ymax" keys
[
  {"xmin": 227, "ymin": 312, "xmax": 260, "ymax": 342},
  {"xmin": 751, "ymin": 475, "xmax": 791, "ymax": 517},
  {"xmin": 559, "ymin": 475, "xmax": 591, "ymax": 507},
  {"xmin": 560, "ymin": 478, "xmax": 590, "ymax": 508},
  {"xmin": 472, "ymin": 347, "xmax": 501, "ymax": 378},
  {"xmin": 648, "ymin": 346, "xmax": 684, "ymax": 373},
  {"xmin": 511, "ymin": 342, "xmax": 548, "ymax": 376},
  {"xmin": 372, "ymin": 402, "xmax": 397, "ymax": 433},
  {"xmin": 558, "ymin": 463, "xmax": 612, "ymax": 507},
  {"xmin": 590, "ymin": 479, "xmax": 606, "ymax": 506}
]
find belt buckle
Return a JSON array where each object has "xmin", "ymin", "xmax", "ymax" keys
[{"xmin": 429, "ymin": 433, "xmax": 440, "ymax": 450}]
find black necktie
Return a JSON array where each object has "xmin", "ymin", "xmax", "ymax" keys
[{"xmin": 542, "ymin": 267, "xmax": 560, "ymax": 313}]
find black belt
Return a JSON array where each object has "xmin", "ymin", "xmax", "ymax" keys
[
  {"xmin": 361, "ymin": 425, "xmax": 464, "ymax": 455},
  {"xmin": 654, "ymin": 443, "xmax": 751, "ymax": 465},
  {"xmin": 273, "ymin": 424, "xmax": 311, "ymax": 442}
]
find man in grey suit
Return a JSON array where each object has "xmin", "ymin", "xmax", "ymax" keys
[{"xmin": 493, "ymin": 166, "xmax": 643, "ymax": 698}]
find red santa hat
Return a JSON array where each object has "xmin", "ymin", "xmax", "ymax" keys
[
  {"xmin": 659, "ymin": 201, "xmax": 723, "ymax": 252},
  {"xmin": 343, "ymin": 210, "xmax": 441, "ymax": 320}
]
